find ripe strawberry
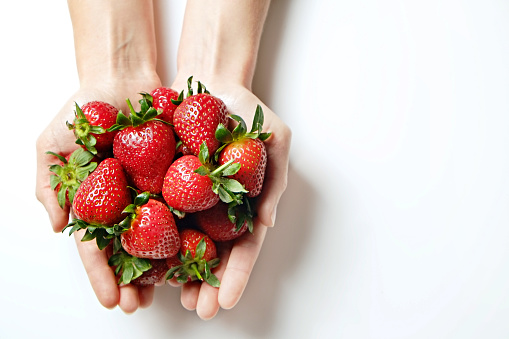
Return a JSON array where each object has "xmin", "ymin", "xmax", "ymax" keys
[
  {"xmin": 196, "ymin": 201, "xmax": 252, "ymax": 242},
  {"xmin": 111, "ymin": 97, "xmax": 176, "ymax": 194},
  {"xmin": 149, "ymin": 87, "xmax": 180, "ymax": 124},
  {"xmin": 216, "ymin": 105, "xmax": 271, "ymax": 197},
  {"xmin": 120, "ymin": 194, "xmax": 180, "ymax": 259},
  {"xmin": 219, "ymin": 138, "xmax": 267, "ymax": 197},
  {"xmin": 131, "ymin": 259, "xmax": 169, "ymax": 286},
  {"xmin": 72, "ymin": 157, "xmax": 131, "ymax": 227},
  {"xmin": 166, "ymin": 229, "xmax": 220, "ymax": 287},
  {"xmin": 162, "ymin": 154, "xmax": 219, "ymax": 213},
  {"xmin": 67, "ymin": 101, "xmax": 119, "ymax": 154},
  {"xmin": 162, "ymin": 143, "xmax": 247, "ymax": 214},
  {"xmin": 173, "ymin": 77, "xmax": 228, "ymax": 156},
  {"xmin": 46, "ymin": 148, "xmax": 98, "ymax": 208}
]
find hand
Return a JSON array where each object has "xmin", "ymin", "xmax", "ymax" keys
[
  {"xmin": 36, "ymin": 79, "xmax": 162, "ymax": 313},
  {"xmin": 170, "ymin": 80, "xmax": 291, "ymax": 319}
]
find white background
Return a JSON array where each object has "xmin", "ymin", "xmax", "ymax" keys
[{"xmin": 1, "ymin": 1, "xmax": 508, "ymax": 338}]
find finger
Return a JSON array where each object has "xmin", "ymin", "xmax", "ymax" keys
[
  {"xmin": 218, "ymin": 224, "xmax": 267, "ymax": 309},
  {"xmin": 74, "ymin": 231, "xmax": 119, "ymax": 309},
  {"xmin": 196, "ymin": 282, "xmax": 221, "ymax": 320},
  {"xmin": 194, "ymin": 244, "xmax": 230, "ymax": 320},
  {"xmin": 256, "ymin": 120, "xmax": 291, "ymax": 227},
  {"xmin": 118, "ymin": 284, "xmax": 140, "ymax": 314},
  {"xmin": 36, "ymin": 142, "xmax": 71, "ymax": 232},
  {"xmin": 181, "ymin": 281, "xmax": 201, "ymax": 311},
  {"xmin": 138, "ymin": 285, "xmax": 155, "ymax": 308}
]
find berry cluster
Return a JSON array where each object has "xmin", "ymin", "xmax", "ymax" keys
[{"xmin": 48, "ymin": 77, "xmax": 270, "ymax": 287}]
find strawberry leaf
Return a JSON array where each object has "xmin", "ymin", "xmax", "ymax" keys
[
  {"xmin": 221, "ymin": 162, "xmax": 241, "ymax": 176},
  {"xmin": 230, "ymin": 114, "xmax": 247, "ymax": 140},
  {"xmin": 215, "ymin": 123, "xmax": 234, "ymax": 144},
  {"xmin": 171, "ymin": 90, "xmax": 184, "ymax": 106},
  {"xmin": 220, "ymin": 178, "xmax": 248, "ymax": 193},
  {"xmin": 258, "ymin": 132, "xmax": 272, "ymax": 141},
  {"xmin": 46, "ymin": 151, "xmax": 67, "ymax": 164},
  {"xmin": 198, "ymin": 141, "xmax": 210, "ymax": 165},
  {"xmin": 108, "ymin": 249, "xmax": 152, "ymax": 285},
  {"xmin": 250, "ymin": 104, "xmax": 264, "ymax": 135}
]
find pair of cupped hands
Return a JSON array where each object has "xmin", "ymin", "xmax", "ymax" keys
[{"xmin": 35, "ymin": 75, "xmax": 291, "ymax": 320}]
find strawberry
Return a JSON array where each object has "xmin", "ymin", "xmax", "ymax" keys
[
  {"xmin": 119, "ymin": 193, "xmax": 180, "ymax": 259},
  {"xmin": 162, "ymin": 154, "xmax": 219, "ymax": 214},
  {"xmin": 110, "ymin": 96, "xmax": 176, "ymax": 194},
  {"xmin": 196, "ymin": 201, "xmax": 253, "ymax": 242},
  {"xmin": 64, "ymin": 157, "xmax": 132, "ymax": 249},
  {"xmin": 46, "ymin": 148, "xmax": 98, "ymax": 208},
  {"xmin": 67, "ymin": 101, "xmax": 119, "ymax": 154},
  {"xmin": 148, "ymin": 87, "xmax": 180, "ymax": 124},
  {"xmin": 173, "ymin": 77, "xmax": 228, "ymax": 156},
  {"xmin": 165, "ymin": 229, "xmax": 220, "ymax": 287},
  {"xmin": 71, "ymin": 158, "xmax": 131, "ymax": 226},
  {"xmin": 216, "ymin": 105, "xmax": 271, "ymax": 197},
  {"xmin": 162, "ymin": 143, "xmax": 247, "ymax": 214},
  {"xmin": 131, "ymin": 259, "xmax": 169, "ymax": 286}
]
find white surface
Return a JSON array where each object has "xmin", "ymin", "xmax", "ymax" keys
[{"xmin": 1, "ymin": 0, "xmax": 509, "ymax": 338}]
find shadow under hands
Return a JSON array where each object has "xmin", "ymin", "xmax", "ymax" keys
[{"xmin": 212, "ymin": 165, "xmax": 317, "ymax": 336}]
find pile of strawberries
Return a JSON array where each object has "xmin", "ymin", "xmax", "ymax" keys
[{"xmin": 48, "ymin": 77, "xmax": 270, "ymax": 287}]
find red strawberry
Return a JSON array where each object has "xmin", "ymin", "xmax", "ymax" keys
[
  {"xmin": 72, "ymin": 157, "xmax": 131, "ymax": 227},
  {"xmin": 67, "ymin": 101, "xmax": 119, "ymax": 154},
  {"xmin": 120, "ymin": 195, "xmax": 180, "ymax": 259},
  {"xmin": 162, "ymin": 143, "xmax": 247, "ymax": 214},
  {"xmin": 219, "ymin": 138, "xmax": 267, "ymax": 197},
  {"xmin": 173, "ymin": 77, "xmax": 228, "ymax": 156},
  {"xmin": 111, "ymin": 97, "xmax": 176, "ymax": 194},
  {"xmin": 46, "ymin": 148, "xmax": 98, "ymax": 208},
  {"xmin": 131, "ymin": 259, "xmax": 169, "ymax": 286},
  {"xmin": 216, "ymin": 105, "xmax": 271, "ymax": 197},
  {"xmin": 196, "ymin": 201, "xmax": 251, "ymax": 242},
  {"xmin": 166, "ymin": 229, "xmax": 220, "ymax": 287},
  {"xmin": 162, "ymin": 154, "xmax": 219, "ymax": 213},
  {"xmin": 150, "ymin": 87, "xmax": 179, "ymax": 124}
]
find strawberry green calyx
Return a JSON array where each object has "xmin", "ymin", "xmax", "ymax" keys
[
  {"xmin": 67, "ymin": 103, "xmax": 106, "ymax": 155},
  {"xmin": 61, "ymin": 191, "xmax": 153, "ymax": 250},
  {"xmin": 171, "ymin": 76, "xmax": 210, "ymax": 106},
  {"xmin": 228, "ymin": 195, "xmax": 255, "ymax": 234},
  {"xmin": 194, "ymin": 142, "xmax": 247, "ymax": 205},
  {"xmin": 63, "ymin": 219, "xmax": 115, "ymax": 250},
  {"xmin": 165, "ymin": 238, "xmax": 220, "ymax": 287},
  {"xmin": 108, "ymin": 248, "xmax": 152, "ymax": 285},
  {"xmin": 46, "ymin": 148, "xmax": 97, "ymax": 209},
  {"xmin": 107, "ymin": 95, "xmax": 167, "ymax": 132},
  {"xmin": 215, "ymin": 104, "xmax": 272, "ymax": 159}
]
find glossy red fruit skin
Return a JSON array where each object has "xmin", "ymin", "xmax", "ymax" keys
[
  {"xmin": 72, "ymin": 158, "xmax": 131, "ymax": 226},
  {"xmin": 121, "ymin": 199, "xmax": 180, "ymax": 259},
  {"xmin": 131, "ymin": 259, "xmax": 169, "ymax": 286},
  {"xmin": 80, "ymin": 101, "xmax": 119, "ymax": 153},
  {"xmin": 151, "ymin": 87, "xmax": 179, "ymax": 124},
  {"xmin": 173, "ymin": 93, "xmax": 228, "ymax": 156},
  {"xmin": 196, "ymin": 202, "xmax": 248, "ymax": 242},
  {"xmin": 162, "ymin": 155, "xmax": 219, "ymax": 213},
  {"xmin": 180, "ymin": 229, "xmax": 217, "ymax": 262},
  {"xmin": 218, "ymin": 138, "xmax": 267, "ymax": 197},
  {"xmin": 113, "ymin": 120, "xmax": 176, "ymax": 194}
]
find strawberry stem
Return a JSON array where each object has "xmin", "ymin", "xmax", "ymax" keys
[
  {"xmin": 191, "ymin": 263, "xmax": 203, "ymax": 281},
  {"xmin": 210, "ymin": 158, "xmax": 235, "ymax": 176}
]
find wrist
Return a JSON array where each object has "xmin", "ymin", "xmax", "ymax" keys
[{"xmin": 69, "ymin": 0, "xmax": 158, "ymax": 89}]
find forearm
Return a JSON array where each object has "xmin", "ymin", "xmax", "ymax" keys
[
  {"xmin": 68, "ymin": 0, "xmax": 159, "ymax": 87},
  {"xmin": 174, "ymin": 0, "xmax": 271, "ymax": 89}
]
